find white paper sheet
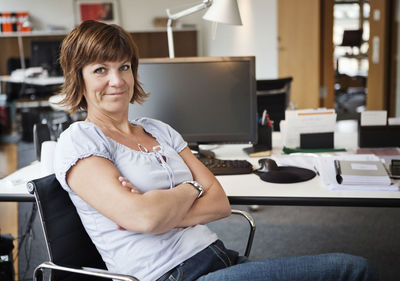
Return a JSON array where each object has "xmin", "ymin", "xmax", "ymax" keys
[
  {"xmin": 360, "ymin": 110, "xmax": 387, "ymax": 126},
  {"xmin": 282, "ymin": 109, "xmax": 337, "ymax": 148}
]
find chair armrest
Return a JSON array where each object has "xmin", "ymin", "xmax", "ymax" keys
[
  {"xmin": 231, "ymin": 209, "xmax": 256, "ymax": 257},
  {"xmin": 33, "ymin": 261, "xmax": 139, "ymax": 281}
]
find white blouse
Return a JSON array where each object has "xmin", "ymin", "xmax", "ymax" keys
[{"xmin": 54, "ymin": 117, "xmax": 218, "ymax": 281}]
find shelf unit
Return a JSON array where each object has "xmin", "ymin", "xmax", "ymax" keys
[{"xmin": 0, "ymin": 29, "xmax": 198, "ymax": 75}]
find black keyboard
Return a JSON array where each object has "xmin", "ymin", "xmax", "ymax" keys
[{"xmin": 199, "ymin": 158, "xmax": 254, "ymax": 175}]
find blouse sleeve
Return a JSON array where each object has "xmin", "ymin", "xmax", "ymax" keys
[{"xmin": 54, "ymin": 122, "xmax": 113, "ymax": 192}]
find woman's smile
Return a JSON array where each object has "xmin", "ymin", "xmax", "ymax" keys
[{"xmin": 104, "ymin": 91, "xmax": 126, "ymax": 96}]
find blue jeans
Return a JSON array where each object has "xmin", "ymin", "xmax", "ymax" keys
[{"xmin": 156, "ymin": 240, "xmax": 379, "ymax": 281}]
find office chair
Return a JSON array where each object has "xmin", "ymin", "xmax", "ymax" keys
[
  {"xmin": 33, "ymin": 112, "xmax": 72, "ymax": 161},
  {"xmin": 256, "ymin": 77, "xmax": 293, "ymax": 131},
  {"xmin": 27, "ymin": 174, "xmax": 256, "ymax": 281},
  {"xmin": 33, "ymin": 123, "xmax": 51, "ymax": 161}
]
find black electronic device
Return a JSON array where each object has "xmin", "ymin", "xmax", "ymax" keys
[
  {"xmin": 30, "ymin": 40, "xmax": 63, "ymax": 77},
  {"xmin": 390, "ymin": 159, "xmax": 400, "ymax": 179},
  {"xmin": 258, "ymin": 158, "xmax": 279, "ymax": 172},
  {"xmin": 0, "ymin": 234, "xmax": 14, "ymax": 281},
  {"xmin": 341, "ymin": 29, "xmax": 363, "ymax": 48},
  {"xmin": 130, "ymin": 57, "xmax": 257, "ymax": 157},
  {"xmin": 199, "ymin": 158, "xmax": 253, "ymax": 175},
  {"xmin": 255, "ymin": 158, "xmax": 316, "ymax": 184}
]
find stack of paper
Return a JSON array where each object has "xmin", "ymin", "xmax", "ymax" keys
[{"xmin": 316, "ymin": 154, "xmax": 398, "ymax": 192}]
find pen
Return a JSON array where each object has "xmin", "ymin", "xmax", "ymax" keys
[
  {"xmin": 261, "ymin": 109, "xmax": 267, "ymax": 126},
  {"xmin": 334, "ymin": 160, "xmax": 343, "ymax": 184}
]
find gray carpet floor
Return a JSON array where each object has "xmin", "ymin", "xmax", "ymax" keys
[{"xmin": 208, "ymin": 205, "xmax": 400, "ymax": 281}]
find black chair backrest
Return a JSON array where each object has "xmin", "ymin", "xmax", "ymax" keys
[
  {"xmin": 27, "ymin": 174, "xmax": 107, "ymax": 281},
  {"xmin": 33, "ymin": 123, "xmax": 51, "ymax": 161},
  {"xmin": 256, "ymin": 77, "xmax": 293, "ymax": 131}
]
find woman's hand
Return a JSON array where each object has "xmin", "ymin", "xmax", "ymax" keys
[
  {"xmin": 118, "ymin": 176, "xmax": 141, "ymax": 194},
  {"xmin": 117, "ymin": 176, "xmax": 141, "ymax": 230}
]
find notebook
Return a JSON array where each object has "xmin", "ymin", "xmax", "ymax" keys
[{"xmin": 334, "ymin": 160, "xmax": 391, "ymax": 186}]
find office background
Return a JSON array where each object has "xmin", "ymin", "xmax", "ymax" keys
[
  {"xmin": 0, "ymin": 0, "xmax": 278, "ymax": 80},
  {"xmin": 1, "ymin": 0, "xmax": 399, "ymax": 114},
  {"xmin": 1, "ymin": 1, "xmax": 400, "ymax": 280}
]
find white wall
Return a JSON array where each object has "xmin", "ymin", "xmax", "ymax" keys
[
  {"xmin": 201, "ymin": 0, "xmax": 277, "ymax": 79},
  {"xmin": 0, "ymin": 0, "xmax": 203, "ymax": 31},
  {"xmin": 0, "ymin": 0, "xmax": 278, "ymax": 79}
]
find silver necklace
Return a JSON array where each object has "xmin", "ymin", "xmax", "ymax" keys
[
  {"xmin": 137, "ymin": 143, "xmax": 148, "ymax": 153},
  {"xmin": 87, "ymin": 118, "xmax": 149, "ymax": 153}
]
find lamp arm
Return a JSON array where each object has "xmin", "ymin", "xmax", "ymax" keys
[
  {"xmin": 167, "ymin": 0, "xmax": 213, "ymax": 58},
  {"xmin": 166, "ymin": 0, "xmax": 212, "ymax": 20},
  {"xmin": 167, "ymin": 20, "xmax": 175, "ymax": 58}
]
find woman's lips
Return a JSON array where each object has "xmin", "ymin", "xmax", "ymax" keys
[{"xmin": 106, "ymin": 92, "xmax": 124, "ymax": 96}]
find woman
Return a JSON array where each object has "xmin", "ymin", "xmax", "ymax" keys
[{"xmin": 54, "ymin": 20, "xmax": 378, "ymax": 281}]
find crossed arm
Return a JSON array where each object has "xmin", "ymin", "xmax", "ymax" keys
[{"xmin": 66, "ymin": 146, "xmax": 231, "ymax": 234}]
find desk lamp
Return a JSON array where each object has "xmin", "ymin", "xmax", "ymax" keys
[{"xmin": 166, "ymin": 0, "xmax": 242, "ymax": 58}]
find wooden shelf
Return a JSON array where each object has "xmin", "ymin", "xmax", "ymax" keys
[
  {"xmin": 0, "ymin": 29, "xmax": 198, "ymax": 75},
  {"xmin": 0, "ymin": 30, "xmax": 67, "ymax": 37}
]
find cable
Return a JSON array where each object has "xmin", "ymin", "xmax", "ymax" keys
[{"xmin": 13, "ymin": 202, "xmax": 37, "ymax": 281}]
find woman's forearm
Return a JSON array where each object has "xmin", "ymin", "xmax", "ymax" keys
[
  {"xmin": 121, "ymin": 183, "xmax": 199, "ymax": 234},
  {"xmin": 176, "ymin": 181, "xmax": 231, "ymax": 228},
  {"xmin": 116, "ymin": 176, "xmax": 228, "ymax": 233}
]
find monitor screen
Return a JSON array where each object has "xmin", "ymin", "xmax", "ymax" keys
[
  {"xmin": 341, "ymin": 29, "xmax": 363, "ymax": 47},
  {"xmin": 129, "ymin": 56, "xmax": 257, "ymax": 146},
  {"xmin": 30, "ymin": 40, "xmax": 63, "ymax": 77}
]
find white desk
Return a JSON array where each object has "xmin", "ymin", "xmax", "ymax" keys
[
  {"xmin": 1, "ymin": 126, "xmax": 400, "ymax": 206},
  {"xmin": 202, "ymin": 126, "xmax": 399, "ymax": 207},
  {"xmin": 0, "ymin": 75, "xmax": 64, "ymax": 109},
  {"xmin": 0, "ymin": 162, "xmax": 40, "ymax": 201},
  {"xmin": 0, "ymin": 75, "xmax": 64, "ymax": 86}
]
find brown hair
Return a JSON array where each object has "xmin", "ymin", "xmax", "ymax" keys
[{"xmin": 58, "ymin": 20, "xmax": 147, "ymax": 113}]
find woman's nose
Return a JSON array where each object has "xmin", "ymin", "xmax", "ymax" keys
[{"xmin": 109, "ymin": 72, "xmax": 124, "ymax": 87}]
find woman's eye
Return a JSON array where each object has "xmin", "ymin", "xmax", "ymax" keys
[
  {"xmin": 94, "ymin": 67, "xmax": 106, "ymax": 74},
  {"xmin": 120, "ymin": 64, "xmax": 130, "ymax": 71}
]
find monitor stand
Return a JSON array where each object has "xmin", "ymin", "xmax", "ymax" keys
[
  {"xmin": 243, "ymin": 144, "xmax": 272, "ymax": 157},
  {"xmin": 189, "ymin": 143, "xmax": 215, "ymax": 159}
]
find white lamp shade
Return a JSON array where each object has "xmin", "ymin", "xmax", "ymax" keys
[{"xmin": 202, "ymin": 0, "xmax": 242, "ymax": 25}]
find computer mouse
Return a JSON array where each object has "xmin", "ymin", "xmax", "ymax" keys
[
  {"xmin": 258, "ymin": 158, "xmax": 279, "ymax": 173},
  {"xmin": 255, "ymin": 158, "xmax": 316, "ymax": 184}
]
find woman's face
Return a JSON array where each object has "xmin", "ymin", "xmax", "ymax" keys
[{"xmin": 82, "ymin": 59, "xmax": 134, "ymax": 115}]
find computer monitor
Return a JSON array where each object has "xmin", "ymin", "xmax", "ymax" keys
[
  {"xmin": 341, "ymin": 29, "xmax": 363, "ymax": 48},
  {"xmin": 129, "ymin": 56, "xmax": 257, "ymax": 155},
  {"xmin": 30, "ymin": 40, "xmax": 63, "ymax": 77}
]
